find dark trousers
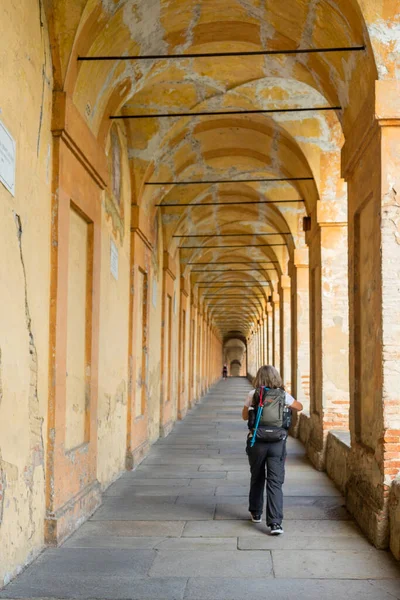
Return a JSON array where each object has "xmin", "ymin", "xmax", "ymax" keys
[{"xmin": 246, "ymin": 438, "xmax": 286, "ymax": 525}]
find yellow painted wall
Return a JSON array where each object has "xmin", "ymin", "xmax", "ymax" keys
[
  {"xmin": 96, "ymin": 124, "xmax": 131, "ymax": 488},
  {"xmin": 0, "ymin": 0, "xmax": 53, "ymax": 585}
]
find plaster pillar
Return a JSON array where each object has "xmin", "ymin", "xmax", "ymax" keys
[
  {"xmin": 263, "ymin": 316, "xmax": 268, "ymax": 364},
  {"xmin": 306, "ymin": 207, "xmax": 350, "ymax": 469},
  {"xmin": 342, "ymin": 81, "xmax": 400, "ymax": 550},
  {"xmin": 159, "ymin": 251, "xmax": 177, "ymax": 438},
  {"xmin": 178, "ymin": 276, "xmax": 189, "ymax": 420},
  {"xmin": 290, "ymin": 250, "xmax": 310, "ymax": 411},
  {"xmin": 272, "ymin": 292, "xmax": 280, "ymax": 369},
  {"xmin": 280, "ymin": 275, "xmax": 292, "ymax": 392},
  {"xmin": 266, "ymin": 303, "xmax": 273, "ymax": 364}
]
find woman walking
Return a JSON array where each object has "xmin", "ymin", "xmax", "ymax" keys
[{"xmin": 242, "ymin": 365, "xmax": 303, "ymax": 534}]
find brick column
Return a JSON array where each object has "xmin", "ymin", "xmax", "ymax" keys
[
  {"xmin": 266, "ymin": 303, "xmax": 273, "ymax": 364},
  {"xmin": 306, "ymin": 205, "xmax": 350, "ymax": 469},
  {"xmin": 342, "ymin": 81, "xmax": 400, "ymax": 549},
  {"xmin": 290, "ymin": 250, "xmax": 310, "ymax": 411},
  {"xmin": 263, "ymin": 316, "xmax": 268, "ymax": 364},
  {"xmin": 280, "ymin": 275, "xmax": 291, "ymax": 392},
  {"xmin": 272, "ymin": 292, "xmax": 280, "ymax": 369}
]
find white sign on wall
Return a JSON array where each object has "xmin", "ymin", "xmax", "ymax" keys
[
  {"xmin": 110, "ymin": 238, "xmax": 119, "ymax": 280},
  {"xmin": 0, "ymin": 120, "xmax": 16, "ymax": 196}
]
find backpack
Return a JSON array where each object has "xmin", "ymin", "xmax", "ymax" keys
[
  {"xmin": 247, "ymin": 387, "xmax": 291, "ymax": 445},
  {"xmin": 254, "ymin": 387, "xmax": 286, "ymax": 428}
]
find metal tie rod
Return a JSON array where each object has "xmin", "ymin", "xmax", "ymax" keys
[
  {"xmin": 147, "ymin": 177, "xmax": 312, "ymax": 186},
  {"xmin": 78, "ymin": 46, "xmax": 365, "ymax": 61},
  {"xmin": 110, "ymin": 106, "xmax": 340, "ymax": 120},
  {"xmin": 196, "ymin": 280, "xmax": 270, "ymax": 284},
  {"xmin": 188, "ymin": 261, "xmax": 279, "ymax": 265},
  {"xmin": 174, "ymin": 232, "xmax": 290, "ymax": 238},
  {"xmin": 157, "ymin": 199, "xmax": 304, "ymax": 207},
  {"xmin": 192, "ymin": 268, "xmax": 276, "ymax": 272},
  {"xmin": 181, "ymin": 243, "xmax": 286, "ymax": 249}
]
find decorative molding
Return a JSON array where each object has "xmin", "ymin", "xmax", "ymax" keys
[{"xmin": 52, "ymin": 92, "xmax": 108, "ymax": 189}]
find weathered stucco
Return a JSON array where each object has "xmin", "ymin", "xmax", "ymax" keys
[{"xmin": 1, "ymin": 0, "xmax": 400, "ymax": 588}]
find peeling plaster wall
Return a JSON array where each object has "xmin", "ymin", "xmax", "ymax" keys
[
  {"xmin": 0, "ymin": 0, "xmax": 52, "ymax": 586},
  {"xmin": 96, "ymin": 126, "xmax": 131, "ymax": 488},
  {"xmin": 146, "ymin": 216, "xmax": 163, "ymax": 443}
]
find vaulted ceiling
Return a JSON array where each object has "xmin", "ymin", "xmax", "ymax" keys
[{"xmin": 46, "ymin": 0, "xmax": 387, "ymax": 338}]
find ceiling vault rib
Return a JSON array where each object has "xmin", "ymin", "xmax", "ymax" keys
[{"xmin": 78, "ymin": 45, "xmax": 365, "ymax": 61}]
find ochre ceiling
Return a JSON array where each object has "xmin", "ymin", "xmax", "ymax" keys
[{"xmin": 45, "ymin": 0, "xmax": 393, "ymax": 339}]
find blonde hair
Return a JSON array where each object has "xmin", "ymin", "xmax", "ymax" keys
[{"xmin": 253, "ymin": 365, "xmax": 283, "ymax": 389}]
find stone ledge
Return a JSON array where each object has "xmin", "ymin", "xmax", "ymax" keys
[
  {"xmin": 326, "ymin": 431, "xmax": 351, "ymax": 495},
  {"xmin": 329, "ymin": 430, "xmax": 351, "ymax": 448},
  {"xmin": 389, "ymin": 480, "xmax": 400, "ymax": 560}
]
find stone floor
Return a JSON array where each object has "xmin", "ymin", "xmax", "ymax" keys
[{"xmin": 2, "ymin": 378, "xmax": 400, "ymax": 600}]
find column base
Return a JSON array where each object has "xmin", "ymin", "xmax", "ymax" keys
[
  {"xmin": 126, "ymin": 440, "xmax": 150, "ymax": 470},
  {"xmin": 346, "ymin": 480, "xmax": 389, "ymax": 549},
  {"xmin": 160, "ymin": 420, "xmax": 174, "ymax": 438},
  {"xmin": 45, "ymin": 480, "xmax": 101, "ymax": 546},
  {"xmin": 178, "ymin": 407, "xmax": 188, "ymax": 421}
]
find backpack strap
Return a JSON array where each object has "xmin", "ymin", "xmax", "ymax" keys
[{"xmin": 250, "ymin": 386, "xmax": 270, "ymax": 447}]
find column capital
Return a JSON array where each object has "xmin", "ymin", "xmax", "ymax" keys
[
  {"xmin": 163, "ymin": 251, "xmax": 176, "ymax": 280},
  {"xmin": 293, "ymin": 248, "xmax": 309, "ymax": 267},
  {"xmin": 316, "ymin": 201, "xmax": 347, "ymax": 228},
  {"xmin": 272, "ymin": 292, "xmax": 280, "ymax": 304},
  {"xmin": 280, "ymin": 274, "xmax": 290, "ymax": 289}
]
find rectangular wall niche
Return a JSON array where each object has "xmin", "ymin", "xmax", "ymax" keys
[
  {"xmin": 65, "ymin": 206, "xmax": 93, "ymax": 450},
  {"xmin": 354, "ymin": 193, "xmax": 382, "ymax": 449},
  {"xmin": 164, "ymin": 295, "xmax": 172, "ymax": 403},
  {"xmin": 135, "ymin": 269, "xmax": 148, "ymax": 418}
]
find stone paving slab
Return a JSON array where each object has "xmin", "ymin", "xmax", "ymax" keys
[
  {"xmin": 1, "ymin": 578, "xmax": 188, "ymax": 600},
  {"xmin": 189, "ymin": 478, "xmax": 231, "ymax": 487},
  {"xmin": 155, "ymin": 537, "xmax": 238, "ymax": 550},
  {"xmin": 143, "ymin": 457, "xmax": 225, "ymax": 465},
  {"xmin": 105, "ymin": 485, "xmax": 216, "ymax": 497},
  {"xmin": 0, "ymin": 550, "xmax": 158, "ymax": 599},
  {"xmin": 3, "ymin": 378, "xmax": 399, "ymax": 600},
  {"xmin": 215, "ymin": 503, "xmax": 350, "ymax": 520},
  {"xmin": 70, "ymin": 520, "xmax": 185, "ymax": 538},
  {"xmin": 149, "ymin": 550, "xmax": 273, "ymax": 578},
  {"xmin": 182, "ymin": 519, "xmax": 362, "ymax": 538},
  {"xmin": 134, "ymin": 467, "xmax": 228, "ymax": 479},
  {"xmin": 183, "ymin": 578, "xmax": 399, "ymax": 600},
  {"xmin": 213, "ymin": 483, "xmax": 343, "ymax": 496},
  {"xmin": 91, "ymin": 500, "xmax": 215, "ymax": 521},
  {"xmin": 272, "ymin": 550, "xmax": 400, "ymax": 579},
  {"xmin": 107, "ymin": 477, "xmax": 191, "ymax": 487},
  {"xmin": 64, "ymin": 535, "xmax": 165, "ymax": 549},
  {"xmin": 238, "ymin": 535, "xmax": 375, "ymax": 550}
]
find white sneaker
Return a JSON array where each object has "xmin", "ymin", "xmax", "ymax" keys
[
  {"xmin": 269, "ymin": 523, "xmax": 284, "ymax": 535},
  {"xmin": 250, "ymin": 513, "xmax": 262, "ymax": 523}
]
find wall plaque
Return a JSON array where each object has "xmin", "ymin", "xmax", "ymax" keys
[
  {"xmin": 110, "ymin": 238, "xmax": 118, "ymax": 280},
  {"xmin": 0, "ymin": 120, "xmax": 16, "ymax": 196}
]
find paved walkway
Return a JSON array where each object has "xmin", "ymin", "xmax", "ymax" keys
[{"xmin": 2, "ymin": 378, "xmax": 400, "ymax": 600}]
